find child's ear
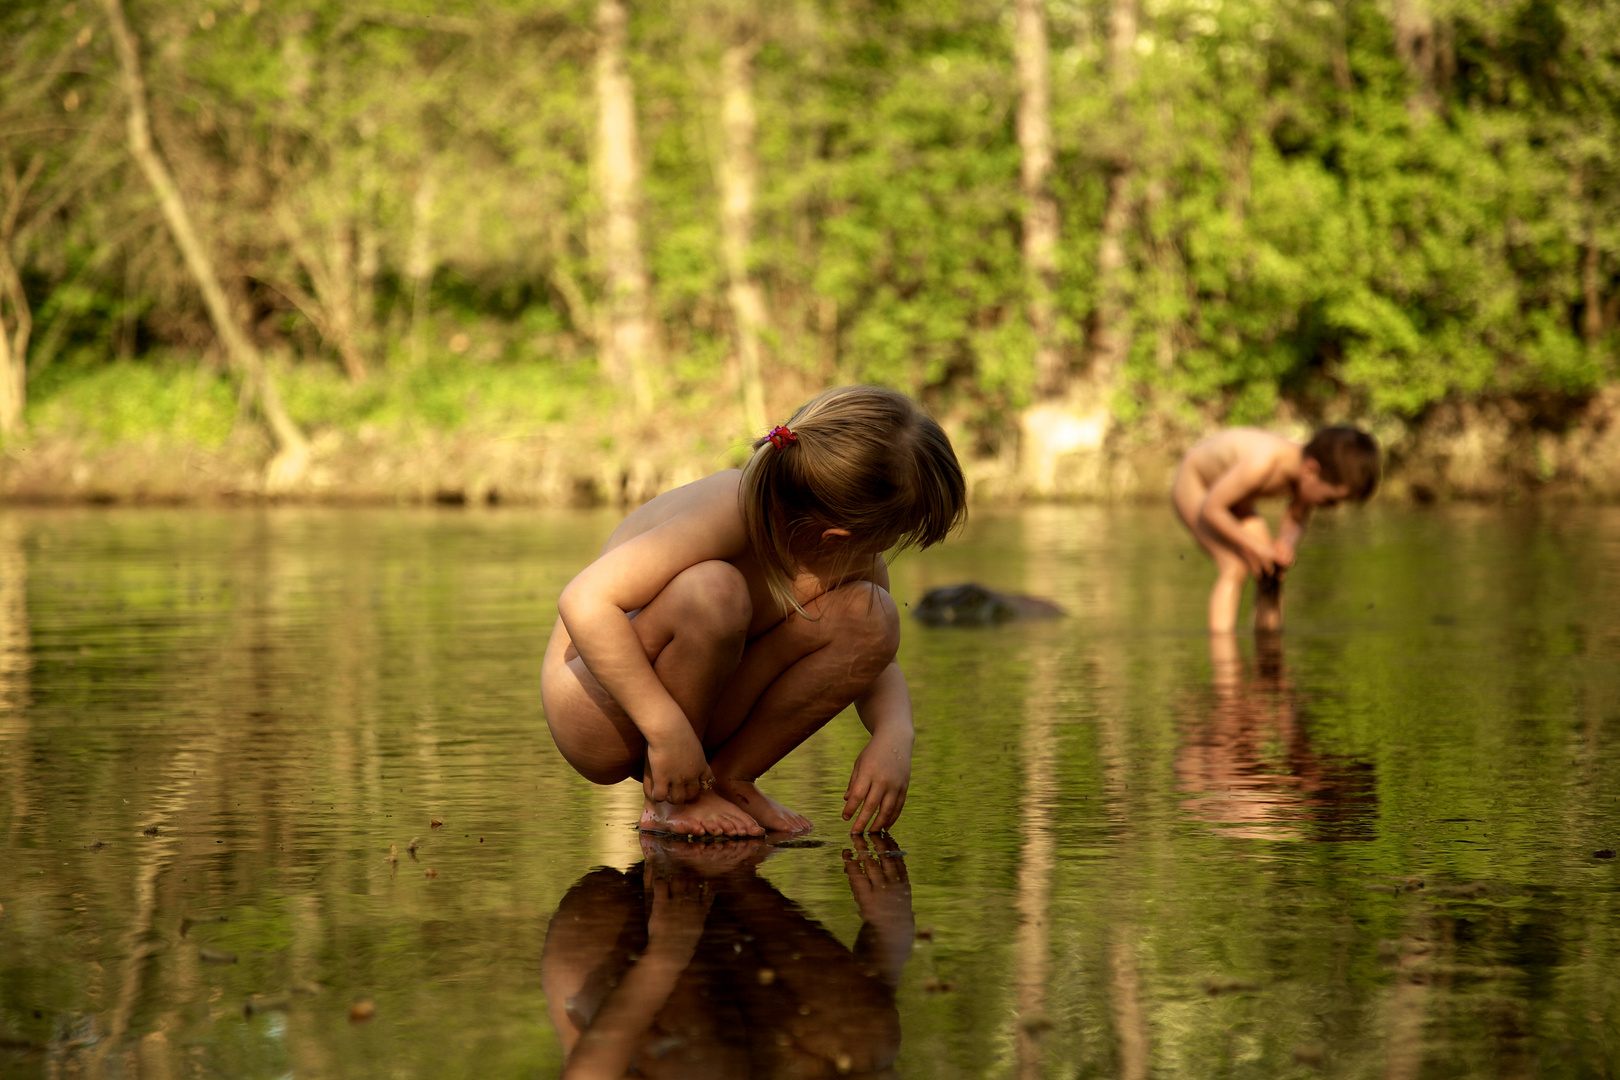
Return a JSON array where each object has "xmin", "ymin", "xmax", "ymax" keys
[
  {"xmin": 1301, "ymin": 458, "xmax": 1321, "ymax": 478},
  {"xmin": 819, "ymin": 527, "xmax": 852, "ymax": 543}
]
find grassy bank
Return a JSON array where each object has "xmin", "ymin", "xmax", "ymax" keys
[
  {"xmin": 6, "ymin": 357, "xmax": 1620, "ymax": 506},
  {"xmin": 5, "ymin": 354, "xmax": 782, "ymax": 505}
]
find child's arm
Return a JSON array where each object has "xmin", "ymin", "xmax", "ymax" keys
[
  {"xmin": 559, "ymin": 872, "xmax": 710, "ymax": 1078},
  {"xmin": 1199, "ymin": 459, "xmax": 1280, "ymax": 575},
  {"xmin": 842, "ymin": 561, "xmax": 913, "ymax": 834},
  {"xmin": 556, "ymin": 492, "xmax": 743, "ymax": 805},
  {"xmin": 843, "ymin": 664, "xmax": 913, "ymax": 834},
  {"xmin": 1274, "ymin": 501, "xmax": 1312, "ymax": 568}
]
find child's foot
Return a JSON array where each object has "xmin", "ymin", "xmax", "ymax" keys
[
  {"xmin": 709, "ymin": 778, "xmax": 813, "ymax": 835},
  {"xmin": 639, "ymin": 788, "xmax": 765, "ymax": 837}
]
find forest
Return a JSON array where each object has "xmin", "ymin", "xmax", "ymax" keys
[{"xmin": 1, "ymin": 0, "xmax": 1617, "ymax": 501}]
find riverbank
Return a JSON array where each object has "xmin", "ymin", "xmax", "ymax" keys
[{"xmin": 4, "ymin": 361, "xmax": 1620, "ymax": 506}]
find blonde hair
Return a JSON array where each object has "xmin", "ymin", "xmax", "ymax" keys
[{"xmin": 739, "ymin": 386, "xmax": 967, "ymax": 613}]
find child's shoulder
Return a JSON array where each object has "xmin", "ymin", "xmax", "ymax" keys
[
  {"xmin": 1186, "ymin": 426, "xmax": 1294, "ymax": 461},
  {"xmin": 605, "ymin": 469, "xmax": 746, "ymax": 549}
]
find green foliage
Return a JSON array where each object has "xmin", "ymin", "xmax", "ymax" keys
[
  {"xmin": 28, "ymin": 357, "xmax": 238, "ymax": 448},
  {"xmin": 1, "ymin": 0, "xmax": 1617, "ymax": 445},
  {"xmin": 278, "ymin": 352, "xmax": 601, "ymax": 436}
]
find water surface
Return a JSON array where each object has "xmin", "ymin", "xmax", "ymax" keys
[{"xmin": 1, "ymin": 504, "xmax": 1617, "ymax": 1078}]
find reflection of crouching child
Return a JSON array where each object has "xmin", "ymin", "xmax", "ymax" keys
[
  {"xmin": 1172, "ymin": 426, "xmax": 1380, "ymax": 633},
  {"xmin": 542, "ymin": 836, "xmax": 913, "ymax": 1078}
]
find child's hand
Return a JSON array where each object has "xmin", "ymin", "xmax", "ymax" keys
[
  {"xmin": 843, "ymin": 728, "xmax": 913, "ymax": 833},
  {"xmin": 644, "ymin": 732, "xmax": 714, "ymax": 805},
  {"xmin": 1273, "ymin": 538, "xmax": 1296, "ymax": 568},
  {"xmin": 1244, "ymin": 541, "xmax": 1277, "ymax": 578}
]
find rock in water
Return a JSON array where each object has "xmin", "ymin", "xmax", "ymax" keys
[{"xmin": 912, "ymin": 584, "xmax": 1064, "ymax": 627}]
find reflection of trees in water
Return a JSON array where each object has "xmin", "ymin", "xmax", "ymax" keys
[
  {"xmin": 543, "ymin": 835, "xmax": 912, "ymax": 1078},
  {"xmin": 0, "ymin": 515, "xmax": 30, "ymax": 842},
  {"xmin": 1013, "ymin": 648, "xmax": 1058, "ymax": 1080},
  {"xmin": 1013, "ymin": 508, "xmax": 1152, "ymax": 1078},
  {"xmin": 1176, "ymin": 635, "xmax": 1376, "ymax": 842}
]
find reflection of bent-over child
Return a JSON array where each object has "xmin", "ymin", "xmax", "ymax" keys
[
  {"xmin": 542, "ymin": 835, "xmax": 914, "ymax": 1079},
  {"xmin": 1175, "ymin": 634, "xmax": 1377, "ymax": 841},
  {"xmin": 1172, "ymin": 427, "xmax": 1380, "ymax": 633}
]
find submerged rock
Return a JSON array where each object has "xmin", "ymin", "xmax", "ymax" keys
[{"xmin": 911, "ymin": 584, "xmax": 1064, "ymax": 627}]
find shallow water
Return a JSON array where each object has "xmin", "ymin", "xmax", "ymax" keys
[{"xmin": 1, "ymin": 504, "xmax": 1617, "ymax": 1079}]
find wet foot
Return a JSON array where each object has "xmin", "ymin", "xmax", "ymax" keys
[
  {"xmin": 639, "ymin": 788, "xmax": 765, "ymax": 837},
  {"xmin": 709, "ymin": 778, "xmax": 812, "ymax": 835}
]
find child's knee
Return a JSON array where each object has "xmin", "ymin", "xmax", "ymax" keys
[
  {"xmin": 827, "ymin": 581, "xmax": 901, "ymax": 669},
  {"xmin": 665, "ymin": 560, "xmax": 752, "ymax": 635}
]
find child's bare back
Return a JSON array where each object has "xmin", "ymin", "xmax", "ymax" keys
[{"xmin": 1177, "ymin": 429, "xmax": 1302, "ymax": 511}]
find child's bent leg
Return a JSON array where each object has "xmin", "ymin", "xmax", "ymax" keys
[
  {"xmin": 541, "ymin": 560, "xmax": 764, "ymax": 837},
  {"xmin": 1207, "ymin": 550, "xmax": 1250, "ymax": 635},
  {"xmin": 705, "ymin": 581, "xmax": 901, "ymax": 834},
  {"xmin": 1240, "ymin": 516, "xmax": 1282, "ymax": 632},
  {"xmin": 1173, "ymin": 468, "xmax": 1249, "ymax": 635}
]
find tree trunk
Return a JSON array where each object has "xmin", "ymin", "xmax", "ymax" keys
[
  {"xmin": 0, "ymin": 156, "xmax": 42, "ymax": 438},
  {"xmin": 323, "ymin": 224, "xmax": 367, "ymax": 381},
  {"xmin": 0, "ymin": 310, "xmax": 21, "ymax": 439},
  {"xmin": 0, "ymin": 252, "xmax": 28, "ymax": 438},
  {"xmin": 1081, "ymin": 0, "xmax": 1138, "ymax": 410},
  {"xmin": 100, "ymin": 0, "xmax": 309, "ymax": 489},
  {"xmin": 1582, "ymin": 222, "xmax": 1602, "ymax": 345},
  {"xmin": 405, "ymin": 170, "xmax": 437, "ymax": 368},
  {"xmin": 1015, "ymin": 0, "xmax": 1063, "ymax": 400},
  {"xmin": 594, "ymin": 0, "xmax": 654, "ymax": 416},
  {"xmin": 355, "ymin": 139, "xmax": 381, "ymax": 367},
  {"xmin": 1391, "ymin": 0, "xmax": 1438, "ymax": 116},
  {"xmin": 278, "ymin": 207, "xmax": 369, "ymax": 382},
  {"xmin": 719, "ymin": 20, "xmax": 768, "ymax": 436}
]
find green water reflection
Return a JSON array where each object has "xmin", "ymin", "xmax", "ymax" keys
[{"xmin": 1, "ymin": 505, "xmax": 1617, "ymax": 1078}]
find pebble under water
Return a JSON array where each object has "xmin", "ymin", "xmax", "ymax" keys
[{"xmin": 1, "ymin": 504, "xmax": 1617, "ymax": 1078}]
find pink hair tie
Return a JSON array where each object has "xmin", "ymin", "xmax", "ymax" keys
[{"xmin": 767, "ymin": 425, "xmax": 797, "ymax": 451}]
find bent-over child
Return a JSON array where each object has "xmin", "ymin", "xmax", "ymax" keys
[
  {"xmin": 540, "ymin": 386, "xmax": 967, "ymax": 838},
  {"xmin": 1173, "ymin": 426, "xmax": 1379, "ymax": 634}
]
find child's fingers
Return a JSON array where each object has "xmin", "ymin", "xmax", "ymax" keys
[
  {"xmin": 842, "ymin": 776, "xmax": 871, "ymax": 821},
  {"xmin": 875, "ymin": 791, "xmax": 904, "ymax": 832},
  {"xmin": 871, "ymin": 792, "xmax": 898, "ymax": 833},
  {"xmin": 851, "ymin": 790, "xmax": 882, "ymax": 834},
  {"xmin": 869, "ymin": 784, "xmax": 908, "ymax": 832}
]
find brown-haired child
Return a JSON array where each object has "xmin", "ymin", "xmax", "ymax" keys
[
  {"xmin": 1172, "ymin": 426, "xmax": 1379, "ymax": 633},
  {"xmin": 541, "ymin": 386, "xmax": 967, "ymax": 838}
]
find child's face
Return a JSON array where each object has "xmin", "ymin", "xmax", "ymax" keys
[{"xmin": 1297, "ymin": 465, "xmax": 1352, "ymax": 508}]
